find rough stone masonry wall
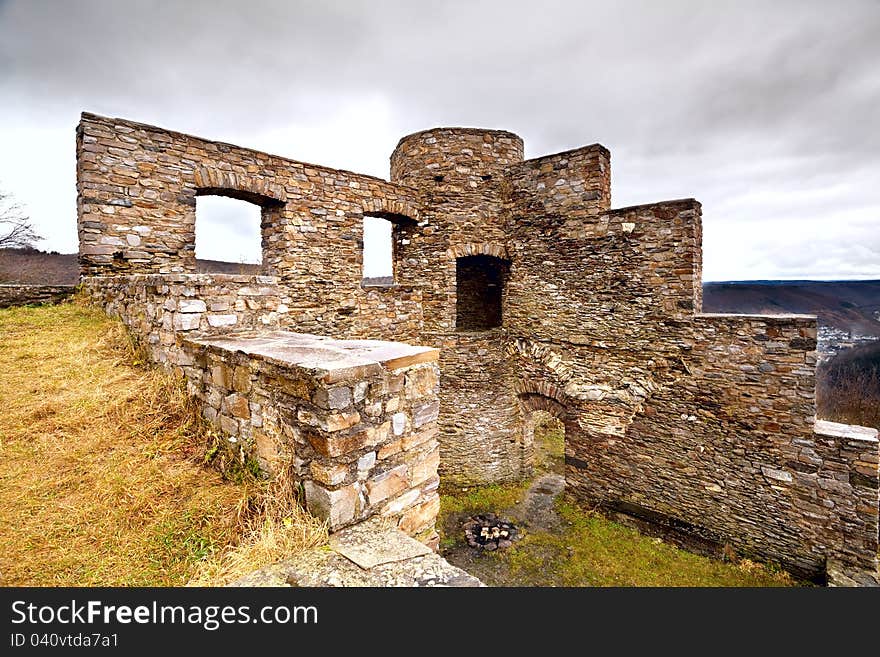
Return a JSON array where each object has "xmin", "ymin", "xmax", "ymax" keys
[
  {"xmin": 77, "ymin": 113, "xmax": 423, "ymax": 342},
  {"xmin": 0, "ymin": 284, "xmax": 75, "ymax": 308},
  {"xmin": 76, "ymin": 113, "xmax": 879, "ymax": 583},
  {"xmin": 505, "ymin": 199, "xmax": 701, "ymax": 440},
  {"xmin": 180, "ymin": 333, "xmax": 442, "ymax": 541},
  {"xmin": 80, "ymin": 273, "xmax": 287, "ymax": 368},
  {"xmin": 502, "ymin": 162, "xmax": 878, "ymax": 583},
  {"xmin": 566, "ymin": 313, "xmax": 877, "ymax": 580},
  {"xmin": 686, "ymin": 316, "xmax": 876, "ymax": 579}
]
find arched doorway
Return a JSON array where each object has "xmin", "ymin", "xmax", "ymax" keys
[{"xmin": 517, "ymin": 391, "xmax": 568, "ymax": 478}]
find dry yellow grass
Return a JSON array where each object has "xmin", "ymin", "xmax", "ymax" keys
[
  {"xmin": 0, "ymin": 302, "xmax": 325, "ymax": 586},
  {"xmin": 188, "ymin": 466, "xmax": 327, "ymax": 586}
]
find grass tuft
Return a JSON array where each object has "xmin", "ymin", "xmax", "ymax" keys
[{"xmin": 187, "ymin": 465, "xmax": 327, "ymax": 586}]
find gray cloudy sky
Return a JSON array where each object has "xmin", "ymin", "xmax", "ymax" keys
[{"xmin": 1, "ymin": 0, "xmax": 878, "ymax": 280}]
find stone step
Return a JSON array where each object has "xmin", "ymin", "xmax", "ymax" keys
[{"xmin": 230, "ymin": 518, "xmax": 482, "ymax": 587}]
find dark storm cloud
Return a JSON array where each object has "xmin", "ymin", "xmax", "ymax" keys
[{"xmin": 0, "ymin": 0, "xmax": 877, "ymax": 279}]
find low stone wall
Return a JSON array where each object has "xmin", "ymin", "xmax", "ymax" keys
[
  {"xmin": 181, "ymin": 332, "xmax": 442, "ymax": 541},
  {"xmin": 814, "ymin": 421, "xmax": 880, "ymax": 586},
  {"xmin": 81, "ymin": 274, "xmax": 287, "ymax": 367},
  {"xmin": 0, "ymin": 284, "xmax": 75, "ymax": 308}
]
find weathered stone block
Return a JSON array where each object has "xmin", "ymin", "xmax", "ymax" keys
[
  {"xmin": 761, "ymin": 466, "xmax": 793, "ymax": 483},
  {"xmin": 311, "ymin": 461, "xmax": 349, "ymax": 487},
  {"xmin": 314, "ymin": 386, "xmax": 352, "ymax": 410},
  {"xmin": 178, "ymin": 299, "xmax": 207, "ymax": 313},
  {"xmin": 173, "ymin": 312, "xmax": 201, "ymax": 330},
  {"xmin": 381, "ymin": 489, "xmax": 421, "ymax": 516},
  {"xmin": 222, "ymin": 393, "xmax": 250, "ymax": 419},
  {"xmin": 254, "ymin": 430, "xmax": 281, "ymax": 472},
  {"xmin": 323, "ymin": 411, "xmax": 361, "ymax": 432},
  {"xmin": 219, "ymin": 414, "xmax": 238, "ymax": 436},
  {"xmin": 398, "ymin": 494, "xmax": 440, "ymax": 535},
  {"xmin": 307, "ymin": 431, "xmax": 362, "ymax": 459},
  {"xmin": 304, "ymin": 480, "xmax": 358, "ymax": 529},
  {"xmin": 405, "ymin": 366, "xmax": 439, "ymax": 400},
  {"xmin": 211, "ymin": 363, "xmax": 232, "ymax": 390},
  {"xmin": 207, "ymin": 314, "xmax": 237, "ymax": 327},
  {"xmin": 357, "ymin": 451, "xmax": 377, "ymax": 477},
  {"xmin": 232, "ymin": 366, "xmax": 251, "ymax": 394},
  {"xmin": 412, "ymin": 400, "xmax": 439, "ymax": 428},
  {"xmin": 410, "ymin": 445, "xmax": 440, "ymax": 486},
  {"xmin": 352, "ymin": 381, "xmax": 368, "ymax": 403},
  {"xmin": 378, "ymin": 439, "xmax": 402, "ymax": 460},
  {"xmin": 402, "ymin": 426, "xmax": 437, "ymax": 450},
  {"xmin": 366, "ymin": 465, "xmax": 408, "ymax": 505}
]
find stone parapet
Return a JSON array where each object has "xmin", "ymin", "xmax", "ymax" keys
[
  {"xmin": 181, "ymin": 331, "xmax": 442, "ymax": 539},
  {"xmin": 81, "ymin": 273, "xmax": 286, "ymax": 367}
]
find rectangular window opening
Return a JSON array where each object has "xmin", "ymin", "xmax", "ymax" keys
[
  {"xmin": 362, "ymin": 216, "xmax": 394, "ymax": 286},
  {"xmin": 195, "ymin": 195, "xmax": 263, "ymax": 274},
  {"xmin": 456, "ymin": 255, "xmax": 507, "ymax": 331}
]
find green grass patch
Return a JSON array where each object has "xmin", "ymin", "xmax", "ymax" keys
[
  {"xmin": 505, "ymin": 497, "xmax": 795, "ymax": 587},
  {"xmin": 439, "ymin": 484, "xmax": 798, "ymax": 587},
  {"xmin": 440, "ymin": 481, "xmax": 531, "ymax": 517}
]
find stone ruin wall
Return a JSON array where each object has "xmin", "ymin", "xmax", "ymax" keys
[
  {"xmin": 182, "ymin": 334, "xmax": 442, "ymax": 542},
  {"xmin": 80, "ymin": 274, "xmax": 287, "ymax": 367},
  {"xmin": 76, "ymin": 112, "xmax": 879, "ymax": 584},
  {"xmin": 502, "ymin": 172, "xmax": 877, "ymax": 582},
  {"xmin": 77, "ymin": 112, "xmax": 424, "ymax": 343},
  {"xmin": 80, "ymin": 273, "xmax": 424, "ymax": 368}
]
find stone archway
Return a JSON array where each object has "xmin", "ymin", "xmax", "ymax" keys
[{"xmin": 515, "ymin": 380, "xmax": 571, "ymax": 478}]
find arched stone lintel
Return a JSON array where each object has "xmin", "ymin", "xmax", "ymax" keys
[
  {"xmin": 194, "ymin": 167, "xmax": 286, "ymax": 205},
  {"xmin": 515, "ymin": 379, "xmax": 570, "ymax": 419},
  {"xmin": 446, "ymin": 242, "xmax": 509, "ymax": 260},
  {"xmin": 361, "ymin": 197, "xmax": 420, "ymax": 222}
]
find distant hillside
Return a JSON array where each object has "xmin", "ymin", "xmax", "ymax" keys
[
  {"xmin": 0, "ymin": 249, "xmax": 259, "ymax": 284},
  {"xmin": 703, "ymin": 280, "xmax": 880, "ymax": 336},
  {"xmin": 363, "ymin": 276, "xmax": 394, "ymax": 286},
  {"xmin": 818, "ymin": 340, "xmax": 880, "ymax": 429},
  {"xmin": 0, "ymin": 248, "xmax": 78, "ymax": 284},
  {"xmin": 194, "ymin": 259, "xmax": 261, "ymax": 275}
]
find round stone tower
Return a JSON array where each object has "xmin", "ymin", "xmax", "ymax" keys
[
  {"xmin": 390, "ymin": 128, "xmax": 523, "ymax": 215},
  {"xmin": 389, "ymin": 128, "xmax": 530, "ymax": 485}
]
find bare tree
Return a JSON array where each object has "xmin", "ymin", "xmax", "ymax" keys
[{"xmin": 0, "ymin": 187, "xmax": 42, "ymax": 249}]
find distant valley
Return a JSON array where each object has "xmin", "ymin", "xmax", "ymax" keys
[{"xmin": 703, "ymin": 280, "xmax": 880, "ymax": 359}]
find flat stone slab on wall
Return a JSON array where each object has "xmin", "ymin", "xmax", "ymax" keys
[
  {"xmin": 187, "ymin": 330, "xmax": 439, "ymax": 379},
  {"xmin": 0, "ymin": 284, "xmax": 75, "ymax": 308},
  {"xmin": 231, "ymin": 518, "xmax": 482, "ymax": 587}
]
